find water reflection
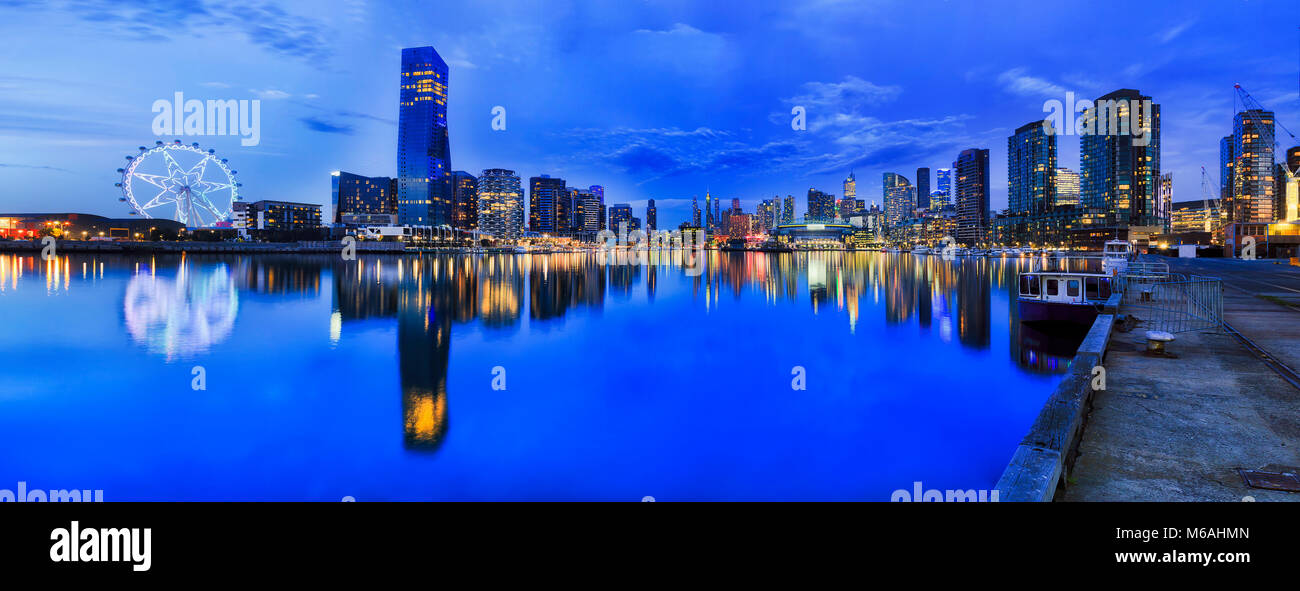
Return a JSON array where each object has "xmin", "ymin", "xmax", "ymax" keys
[
  {"xmin": 123, "ymin": 260, "xmax": 239, "ymax": 359},
  {"xmin": 9, "ymin": 250, "xmax": 1094, "ymax": 458}
]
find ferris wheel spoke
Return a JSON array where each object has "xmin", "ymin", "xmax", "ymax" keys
[
  {"xmin": 140, "ymin": 187, "xmax": 177, "ymax": 210},
  {"xmin": 131, "ymin": 173, "xmax": 170, "ymax": 190},
  {"xmin": 162, "ymin": 151, "xmax": 185, "ymax": 178}
]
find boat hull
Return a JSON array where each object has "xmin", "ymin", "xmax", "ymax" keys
[{"xmin": 1017, "ymin": 299, "xmax": 1100, "ymax": 327}]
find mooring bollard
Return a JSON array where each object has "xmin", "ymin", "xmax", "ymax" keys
[{"xmin": 1145, "ymin": 330, "xmax": 1175, "ymax": 354}]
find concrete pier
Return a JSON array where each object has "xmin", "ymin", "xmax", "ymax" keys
[{"xmin": 1063, "ymin": 257, "xmax": 1300, "ymax": 502}]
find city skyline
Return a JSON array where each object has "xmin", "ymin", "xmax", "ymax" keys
[{"xmin": 0, "ymin": 0, "xmax": 1297, "ymax": 230}]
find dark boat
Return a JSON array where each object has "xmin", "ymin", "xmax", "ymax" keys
[{"xmin": 1016, "ymin": 270, "xmax": 1114, "ymax": 327}]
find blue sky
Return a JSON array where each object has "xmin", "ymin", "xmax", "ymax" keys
[{"xmin": 0, "ymin": 0, "xmax": 1297, "ymax": 227}]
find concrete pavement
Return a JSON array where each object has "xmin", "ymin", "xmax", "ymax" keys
[{"xmin": 1063, "ymin": 256, "xmax": 1300, "ymax": 502}]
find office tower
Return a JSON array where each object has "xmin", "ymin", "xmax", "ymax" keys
[
  {"xmin": 451, "ymin": 171, "xmax": 478, "ymax": 230},
  {"xmin": 646, "ymin": 199, "xmax": 657, "ymax": 231},
  {"xmin": 691, "ymin": 195, "xmax": 701, "ymax": 227},
  {"xmin": 589, "ymin": 185, "xmax": 606, "ymax": 230},
  {"xmin": 882, "ymin": 172, "xmax": 913, "ymax": 228},
  {"xmin": 1007, "ymin": 120, "xmax": 1057, "ymax": 214},
  {"xmin": 575, "ymin": 189, "xmax": 601, "ymax": 232},
  {"xmin": 528, "ymin": 175, "xmax": 567, "ymax": 233},
  {"xmin": 1229, "ymin": 109, "xmax": 1276, "ymax": 223},
  {"xmin": 782, "ymin": 195, "xmax": 795, "ymax": 224},
  {"xmin": 1054, "ymin": 167, "xmax": 1080, "ymax": 207},
  {"xmin": 935, "ymin": 167, "xmax": 956, "ymax": 211},
  {"xmin": 806, "ymin": 188, "xmax": 835, "ymax": 221},
  {"xmin": 705, "ymin": 191, "xmax": 714, "ymax": 229},
  {"xmin": 1079, "ymin": 88, "xmax": 1161, "ymax": 227},
  {"xmin": 397, "ymin": 46, "xmax": 452, "ymax": 226},
  {"xmin": 928, "ymin": 191, "xmax": 946, "ymax": 212},
  {"xmin": 916, "ymin": 167, "xmax": 931, "ymax": 211},
  {"xmin": 331, "ymin": 171, "xmax": 397, "ymax": 224},
  {"xmin": 477, "ymin": 168, "xmax": 523, "ymax": 240},
  {"xmin": 609, "ymin": 203, "xmax": 633, "ymax": 232},
  {"xmin": 730, "ymin": 197, "xmax": 742, "ymax": 216},
  {"xmin": 712, "ymin": 194, "xmax": 721, "ymax": 230},
  {"xmin": 843, "ymin": 172, "xmax": 857, "ymax": 201},
  {"xmin": 954, "ymin": 148, "xmax": 990, "ymax": 246},
  {"xmin": 758, "ymin": 198, "xmax": 777, "ymax": 230}
]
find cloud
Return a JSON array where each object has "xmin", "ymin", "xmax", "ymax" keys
[
  {"xmin": 250, "ymin": 89, "xmax": 292, "ymax": 100},
  {"xmin": 997, "ymin": 68, "xmax": 1066, "ymax": 97},
  {"xmin": 0, "ymin": 162, "xmax": 74, "ymax": 173},
  {"xmin": 32, "ymin": 1, "xmax": 332, "ymax": 62},
  {"xmin": 785, "ymin": 75, "xmax": 902, "ymax": 111},
  {"xmin": 201, "ymin": 81, "xmax": 231, "ymax": 88},
  {"xmin": 1158, "ymin": 18, "xmax": 1196, "ymax": 44},
  {"xmin": 299, "ymin": 117, "xmax": 353, "ymax": 135}
]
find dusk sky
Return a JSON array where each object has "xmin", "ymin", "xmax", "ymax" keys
[{"xmin": 1, "ymin": 0, "xmax": 1297, "ymax": 226}]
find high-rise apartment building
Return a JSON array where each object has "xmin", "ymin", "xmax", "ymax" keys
[
  {"xmin": 1007, "ymin": 120, "xmax": 1056, "ymax": 214},
  {"xmin": 954, "ymin": 148, "xmax": 990, "ymax": 246},
  {"xmin": 477, "ymin": 168, "xmax": 523, "ymax": 240}
]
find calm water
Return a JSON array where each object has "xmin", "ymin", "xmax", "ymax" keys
[{"xmin": 0, "ymin": 251, "xmax": 1083, "ymax": 500}]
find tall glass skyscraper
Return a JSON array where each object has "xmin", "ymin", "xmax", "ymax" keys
[
  {"xmin": 915, "ymin": 167, "xmax": 930, "ymax": 211},
  {"xmin": 954, "ymin": 148, "xmax": 990, "ymax": 246},
  {"xmin": 782, "ymin": 195, "xmax": 795, "ymax": 224},
  {"xmin": 1079, "ymin": 88, "xmax": 1161, "ymax": 228},
  {"xmin": 397, "ymin": 46, "xmax": 452, "ymax": 227},
  {"xmin": 1007, "ymin": 120, "xmax": 1056, "ymax": 214},
  {"xmin": 1230, "ymin": 109, "xmax": 1276, "ymax": 223},
  {"xmin": 882, "ymin": 172, "xmax": 913, "ymax": 228},
  {"xmin": 936, "ymin": 168, "xmax": 953, "ymax": 210},
  {"xmin": 646, "ymin": 199, "xmax": 657, "ymax": 231},
  {"xmin": 478, "ymin": 168, "xmax": 523, "ymax": 240}
]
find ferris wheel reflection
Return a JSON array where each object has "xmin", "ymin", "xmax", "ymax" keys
[{"xmin": 123, "ymin": 261, "xmax": 239, "ymax": 359}]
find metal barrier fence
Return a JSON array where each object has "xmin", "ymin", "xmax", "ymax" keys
[{"xmin": 1114, "ymin": 271, "xmax": 1223, "ymax": 333}]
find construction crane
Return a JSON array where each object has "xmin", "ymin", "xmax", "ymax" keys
[
  {"xmin": 1234, "ymin": 83, "xmax": 1298, "ymax": 151},
  {"xmin": 1198, "ymin": 166, "xmax": 1224, "ymax": 234}
]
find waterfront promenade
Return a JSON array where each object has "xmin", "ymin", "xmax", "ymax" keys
[{"xmin": 1064, "ymin": 258, "xmax": 1300, "ymax": 502}]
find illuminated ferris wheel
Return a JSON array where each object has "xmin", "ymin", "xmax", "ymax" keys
[{"xmin": 116, "ymin": 140, "xmax": 241, "ymax": 227}]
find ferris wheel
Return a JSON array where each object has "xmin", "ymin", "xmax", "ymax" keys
[{"xmin": 116, "ymin": 140, "xmax": 241, "ymax": 227}]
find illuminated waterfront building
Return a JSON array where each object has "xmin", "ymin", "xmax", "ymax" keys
[
  {"xmin": 397, "ymin": 46, "xmax": 452, "ymax": 226},
  {"xmin": 954, "ymin": 148, "xmax": 990, "ymax": 246},
  {"xmin": 452, "ymin": 171, "xmax": 478, "ymax": 230},
  {"xmin": 1229, "ymin": 109, "xmax": 1276, "ymax": 223},
  {"xmin": 478, "ymin": 168, "xmax": 523, "ymax": 241},
  {"xmin": 1079, "ymin": 88, "xmax": 1162, "ymax": 228},
  {"xmin": 331, "ymin": 171, "xmax": 396, "ymax": 225},
  {"xmin": 529, "ymin": 174, "xmax": 567, "ymax": 233},
  {"xmin": 883, "ymin": 172, "xmax": 913, "ymax": 229},
  {"xmin": 1007, "ymin": 120, "xmax": 1056, "ymax": 214},
  {"xmin": 782, "ymin": 195, "xmax": 795, "ymax": 224}
]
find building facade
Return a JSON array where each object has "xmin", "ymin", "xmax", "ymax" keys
[
  {"xmin": 331, "ymin": 171, "xmax": 396, "ymax": 225},
  {"xmin": 1079, "ymin": 88, "xmax": 1162, "ymax": 229},
  {"xmin": 528, "ymin": 175, "xmax": 567, "ymax": 233},
  {"xmin": 452, "ymin": 170, "xmax": 478, "ymax": 230},
  {"xmin": 883, "ymin": 172, "xmax": 913, "ymax": 229},
  {"xmin": 1007, "ymin": 120, "xmax": 1056, "ymax": 214},
  {"xmin": 477, "ymin": 168, "xmax": 523, "ymax": 241},
  {"xmin": 397, "ymin": 46, "xmax": 452, "ymax": 227},
  {"xmin": 954, "ymin": 148, "xmax": 990, "ymax": 246},
  {"xmin": 1229, "ymin": 109, "xmax": 1276, "ymax": 223}
]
